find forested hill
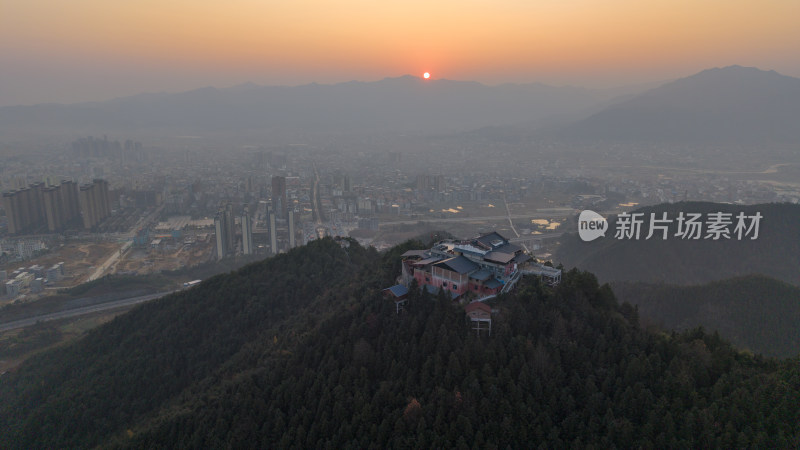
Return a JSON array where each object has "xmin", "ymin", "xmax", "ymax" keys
[
  {"xmin": 555, "ymin": 202, "xmax": 800, "ymax": 286},
  {"xmin": 613, "ymin": 275, "xmax": 800, "ymax": 358},
  {"xmin": 0, "ymin": 238, "xmax": 388, "ymax": 448},
  {"xmin": 1, "ymin": 239, "xmax": 800, "ymax": 447}
]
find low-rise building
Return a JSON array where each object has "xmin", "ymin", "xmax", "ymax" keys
[
  {"xmin": 46, "ymin": 264, "xmax": 61, "ymax": 282},
  {"xmin": 30, "ymin": 278, "xmax": 44, "ymax": 293},
  {"xmin": 402, "ymin": 231, "xmax": 532, "ymax": 299},
  {"xmin": 465, "ymin": 301, "xmax": 492, "ymax": 336},
  {"xmin": 382, "ymin": 284, "xmax": 409, "ymax": 314},
  {"xmin": 6, "ymin": 279, "xmax": 22, "ymax": 297}
]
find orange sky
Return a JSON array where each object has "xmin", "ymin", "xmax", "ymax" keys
[{"xmin": 1, "ymin": 0, "xmax": 799, "ymax": 105}]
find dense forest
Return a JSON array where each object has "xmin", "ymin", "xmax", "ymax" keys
[
  {"xmin": 1, "ymin": 238, "xmax": 799, "ymax": 447},
  {"xmin": 556, "ymin": 202, "xmax": 800, "ymax": 286},
  {"xmin": 612, "ymin": 275, "xmax": 800, "ymax": 358}
]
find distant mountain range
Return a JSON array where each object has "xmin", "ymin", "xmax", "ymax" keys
[
  {"xmin": 0, "ymin": 77, "xmax": 609, "ymax": 136},
  {"xmin": 555, "ymin": 202, "xmax": 800, "ymax": 286},
  {"xmin": 2, "ymin": 65, "xmax": 798, "ymax": 143},
  {"xmin": 560, "ymin": 65, "xmax": 800, "ymax": 143}
]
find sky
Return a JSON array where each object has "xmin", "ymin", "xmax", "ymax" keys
[{"xmin": 1, "ymin": 0, "xmax": 799, "ymax": 106}]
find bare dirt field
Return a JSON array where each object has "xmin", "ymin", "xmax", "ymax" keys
[
  {"xmin": 2, "ymin": 241, "xmax": 121, "ymax": 287},
  {"xmin": 113, "ymin": 241, "xmax": 214, "ymax": 275}
]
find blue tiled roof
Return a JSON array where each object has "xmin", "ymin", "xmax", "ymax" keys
[
  {"xmin": 512, "ymin": 253, "xmax": 532, "ymax": 264},
  {"xmin": 469, "ymin": 269, "xmax": 493, "ymax": 281},
  {"xmin": 434, "ymin": 256, "xmax": 479, "ymax": 274},
  {"xmin": 485, "ymin": 278, "xmax": 503, "ymax": 289},
  {"xmin": 474, "ymin": 231, "xmax": 509, "ymax": 248},
  {"xmin": 401, "ymin": 250, "xmax": 428, "ymax": 258},
  {"xmin": 484, "ymin": 251, "xmax": 515, "ymax": 264},
  {"xmin": 424, "ymin": 284, "xmax": 439, "ymax": 294},
  {"xmin": 424, "ymin": 284, "xmax": 459, "ymax": 299},
  {"xmin": 384, "ymin": 284, "xmax": 409, "ymax": 297}
]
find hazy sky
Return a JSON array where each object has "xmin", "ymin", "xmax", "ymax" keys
[{"xmin": 2, "ymin": 0, "xmax": 799, "ymax": 106}]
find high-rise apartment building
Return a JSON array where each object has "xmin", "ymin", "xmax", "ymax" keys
[
  {"xmin": 78, "ymin": 179, "xmax": 111, "ymax": 230},
  {"xmin": 271, "ymin": 176, "xmax": 287, "ymax": 220},
  {"xmin": 269, "ymin": 208, "xmax": 278, "ymax": 255},
  {"xmin": 2, "ymin": 191, "xmax": 21, "ymax": 234},
  {"xmin": 42, "ymin": 186, "xmax": 63, "ymax": 232},
  {"xmin": 288, "ymin": 209, "xmax": 296, "ymax": 249},
  {"xmin": 30, "ymin": 182, "xmax": 47, "ymax": 226},
  {"xmin": 343, "ymin": 175, "xmax": 351, "ymax": 192},
  {"xmin": 224, "ymin": 203, "xmax": 235, "ymax": 254},
  {"xmin": 416, "ymin": 174, "xmax": 446, "ymax": 192},
  {"xmin": 3, "ymin": 179, "xmax": 95, "ymax": 234},
  {"xmin": 59, "ymin": 180, "xmax": 80, "ymax": 226},
  {"xmin": 214, "ymin": 211, "xmax": 228, "ymax": 260},
  {"xmin": 214, "ymin": 203, "xmax": 237, "ymax": 259},
  {"xmin": 2, "ymin": 185, "xmax": 45, "ymax": 234},
  {"xmin": 241, "ymin": 207, "xmax": 253, "ymax": 255}
]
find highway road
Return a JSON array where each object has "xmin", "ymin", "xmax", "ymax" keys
[
  {"xmin": 86, "ymin": 242, "xmax": 130, "ymax": 282},
  {"xmin": 508, "ymin": 232, "xmax": 565, "ymax": 243},
  {"xmin": 86, "ymin": 204, "xmax": 165, "ymax": 282},
  {"xmin": 378, "ymin": 211, "xmax": 576, "ymax": 227},
  {"xmin": 503, "ymin": 195, "xmax": 529, "ymax": 252},
  {"xmin": 0, "ymin": 291, "xmax": 174, "ymax": 333}
]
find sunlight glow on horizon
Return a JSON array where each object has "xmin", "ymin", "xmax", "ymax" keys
[{"xmin": 1, "ymin": 0, "xmax": 799, "ymax": 105}]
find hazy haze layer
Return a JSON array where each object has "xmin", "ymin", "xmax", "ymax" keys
[{"xmin": 2, "ymin": 0, "xmax": 799, "ymax": 106}]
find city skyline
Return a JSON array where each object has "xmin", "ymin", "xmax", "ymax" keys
[{"xmin": 2, "ymin": 0, "xmax": 799, "ymax": 106}]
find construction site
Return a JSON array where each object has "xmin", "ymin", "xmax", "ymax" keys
[{"xmin": 1, "ymin": 216, "xmax": 216, "ymax": 306}]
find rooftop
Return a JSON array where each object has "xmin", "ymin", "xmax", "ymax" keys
[
  {"xmin": 484, "ymin": 278, "xmax": 503, "ymax": 289},
  {"xmin": 383, "ymin": 284, "xmax": 409, "ymax": 298},
  {"xmin": 465, "ymin": 301, "xmax": 491, "ymax": 314},
  {"xmin": 401, "ymin": 249, "xmax": 429, "ymax": 258},
  {"xmin": 474, "ymin": 231, "xmax": 509, "ymax": 249},
  {"xmin": 484, "ymin": 250, "xmax": 516, "ymax": 264},
  {"xmin": 413, "ymin": 256, "xmax": 444, "ymax": 266},
  {"xmin": 424, "ymin": 284, "xmax": 460, "ymax": 299},
  {"xmin": 434, "ymin": 255, "xmax": 480, "ymax": 274},
  {"xmin": 469, "ymin": 269, "xmax": 493, "ymax": 281}
]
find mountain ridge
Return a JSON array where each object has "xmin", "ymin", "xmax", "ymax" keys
[
  {"xmin": 1, "ymin": 238, "xmax": 799, "ymax": 447},
  {"xmin": 3, "ymin": 66, "xmax": 798, "ymax": 142},
  {"xmin": 0, "ymin": 75, "xmax": 640, "ymax": 136},
  {"xmin": 560, "ymin": 65, "xmax": 800, "ymax": 143}
]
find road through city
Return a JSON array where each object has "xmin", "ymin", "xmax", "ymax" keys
[{"xmin": 0, "ymin": 291, "xmax": 173, "ymax": 333}]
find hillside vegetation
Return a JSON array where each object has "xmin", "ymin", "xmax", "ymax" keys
[
  {"xmin": 1, "ymin": 238, "xmax": 798, "ymax": 447},
  {"xmin": 613, "ymin": 275, "xmax": 800, "ymax": 358}
]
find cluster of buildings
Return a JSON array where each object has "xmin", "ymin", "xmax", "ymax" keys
[
  {"xmin": 71, "ymin": 135, "xmax": 145, "ymax": 162},
  {"xmin": 214, "ymin": 204, "xmax": 263, "ymax": 259},
  {"xmin": 2, "ymin": 262, "xmax": 64, "ymax": 298},
  {"xmin": 384, "ymin": 231, "xmax": 562, "ymax": 335},
  {"xmin": 2, "ymin": 179, "xmax": 110, "ymax": 234},
  {"xmin": 400, "ymin": 231, "xmax": 532, "ymax": 299},
  {"xmin": 0, "ymin": 238, "xmax": 48, "ymax": 261},
  {"xmin": 213, "ymin": 193, "xmax": 297, "ymax": 260}
]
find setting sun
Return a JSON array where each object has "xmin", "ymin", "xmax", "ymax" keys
[{"xmin": 423, "ymin": 72, "xmax": 430, "ymax": 79}]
